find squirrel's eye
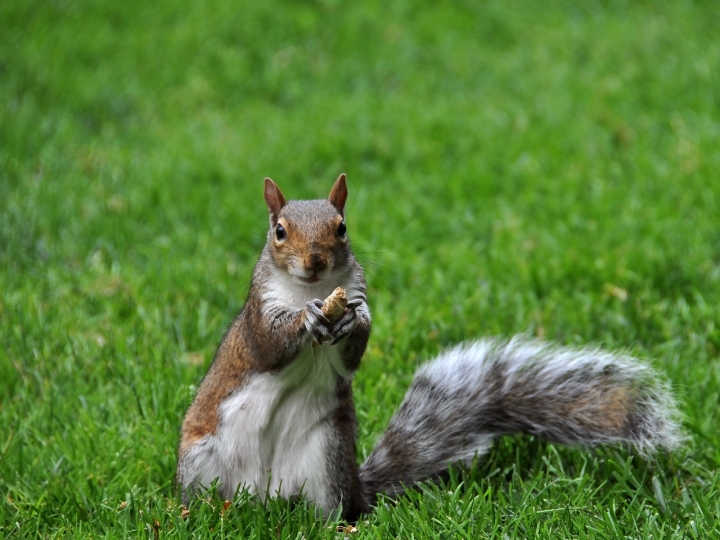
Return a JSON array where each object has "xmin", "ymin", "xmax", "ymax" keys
[
  {"xmin": 275, "ymin": 225, "xmax": 286, "ymax": 241},
  {"xmin": 337, "ymin": 221, "xmax": 347, "ymax": 237}
]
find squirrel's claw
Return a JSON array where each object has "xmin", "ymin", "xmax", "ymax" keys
[
  {"xmin": 328, "ymin": 303, "xmax": 359, "ymax": 345},
  {"xmin": 305, "ymin": 300, "xmax": 332, "ymax": 342},
  {"xmin": 305, "ymin": 299, "xmax": 333, "ymax": 342}
]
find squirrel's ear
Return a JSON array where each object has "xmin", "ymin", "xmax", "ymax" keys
[
  {"xmin": 328, "ymin": 173, "xmax": 347, "ymax": 215},
  {"xmin": 264, "ymin": 178, "xmax": 286, "ymax": 224}
]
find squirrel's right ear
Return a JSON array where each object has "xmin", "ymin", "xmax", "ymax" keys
[{"xmin": 264, "ymin": 178, "xmax": 286, "ymax": 225}]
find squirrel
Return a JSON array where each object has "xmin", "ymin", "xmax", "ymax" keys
[{"xmin": 176, "ymin": 174, "xmax": 683, "ymax": 522}]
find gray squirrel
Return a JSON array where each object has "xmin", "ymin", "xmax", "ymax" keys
[{"xmin": 176, "ymin": 174, "xmax": 683, "ymax": 521}]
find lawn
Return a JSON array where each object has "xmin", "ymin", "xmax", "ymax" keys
[{"xmin": 1, "ymin": 0, "xmax": 719, "ymax": 537}]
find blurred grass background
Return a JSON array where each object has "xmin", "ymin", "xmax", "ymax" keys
[{"xmin": 1, "ymin": 0, "xmax": 719, "ymax": 537}]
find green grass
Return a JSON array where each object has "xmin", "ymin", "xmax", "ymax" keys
[{"xmin": 2, "ymin": 0, "xmax": 720, "ymax": 537}]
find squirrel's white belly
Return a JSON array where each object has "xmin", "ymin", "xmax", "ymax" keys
[{"xmin": 186, "ymin": 340, "xmax": 344, "ymax": 511}]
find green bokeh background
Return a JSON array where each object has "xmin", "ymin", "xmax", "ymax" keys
[{"xmin": 2, "ymin": 0, "xmax": 719, "ymax": 537}]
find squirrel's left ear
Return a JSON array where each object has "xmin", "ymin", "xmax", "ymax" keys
[
  {"xmin": 328, "ymin": 173, "xmax": 347, "ymax": 215},
  {"xmin": 264, "ymin": 178, "xmax": 286, "ymax": 225}
]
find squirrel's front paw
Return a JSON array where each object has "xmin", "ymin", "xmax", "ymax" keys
[
  {"xmin": 327, "ymin": 299, "xmax": 362, "ymax": 345},
  {"xmin": 304, "ymin": 299, "xmax": 332, "ymax": 343}
]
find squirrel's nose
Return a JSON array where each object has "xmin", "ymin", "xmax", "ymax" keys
[{"xmin": 305, "ymin": 252, "xmax": 328, "ymax": 273}]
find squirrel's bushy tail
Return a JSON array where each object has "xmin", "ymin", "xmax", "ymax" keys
[{"xmin": 359, "ymin": 337, "xmax": 683, "ymax": 500}]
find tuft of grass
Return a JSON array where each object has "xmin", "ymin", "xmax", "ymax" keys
[{"xmin": 2, "ymin": 0, "xmax": 719, "ymax": 537}]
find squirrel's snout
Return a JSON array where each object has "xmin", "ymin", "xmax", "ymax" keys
[{"xmin": 304, "ymin": 252, "xmax": 328, "ymax": 273}]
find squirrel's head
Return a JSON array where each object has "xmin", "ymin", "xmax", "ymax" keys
[{"xmin": 264, "ymin": 174, "xmax": 350, "ymax": 285}]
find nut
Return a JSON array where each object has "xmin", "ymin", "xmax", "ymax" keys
[{"xmin": 321, "ymin": 287, "xmax": 347, "ymax": 323}]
